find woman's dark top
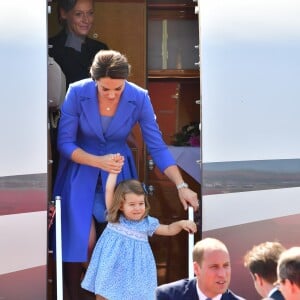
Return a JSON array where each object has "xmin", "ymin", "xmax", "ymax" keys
[
  {"xmin": 49, "ymin": 29, "xmax": 109, "ymax": 86},
  {"xmin": 48, "ymin": 30, "xmax": 108, "ymax": 185}
]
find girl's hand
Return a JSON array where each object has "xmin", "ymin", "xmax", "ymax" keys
[
  {"xmin": 111, "ymin": 153, "xmax": 124, "ymax": 163},
  {"xmin": 181, "ymin": 220, "xmax": 197, "ymax": 234}
]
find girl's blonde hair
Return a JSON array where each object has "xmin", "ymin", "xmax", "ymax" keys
[{"xmin": 106, "ymin": 179, "xmax": 150, "ymax": 223}]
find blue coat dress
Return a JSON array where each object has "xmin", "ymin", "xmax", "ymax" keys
[{"xmin": 52, "ymin": 78, "xmax": 176, "ymax": 262}]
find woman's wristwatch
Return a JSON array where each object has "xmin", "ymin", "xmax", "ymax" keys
[{"xmin": 176, "ymin": 182, "xmax": 189, "ymax": 190}]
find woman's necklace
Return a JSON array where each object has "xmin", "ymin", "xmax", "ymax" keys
[
  {"xmin": 98, "ymin": 96, "xmax": 119, "ymax": 113},
  {"xmin": 104, "ymin": 102, "xmax": 114, "ymax": 111}
]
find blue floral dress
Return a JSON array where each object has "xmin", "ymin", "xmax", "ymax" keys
[{"xmin": 81, "ymin": 214, "xmax": 160, "ymax": 299}]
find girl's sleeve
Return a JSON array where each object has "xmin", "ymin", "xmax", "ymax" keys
[{"xmin": 146, "ymin": 216, "xmax": 160, "ymax": 236}]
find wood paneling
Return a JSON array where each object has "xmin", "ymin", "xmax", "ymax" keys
[
  {"xmin": 48, "ymin": 1, "xmax": 146, "ymax": 88},
  {"xmin": 147, "ymin": 79, "xmax": 201, "ymax": 283},
  {"xmin": 92, "ymin": 3, "xmax": 147, "ymax": 176},
  {"xmin": 92, "ymin": 2, "xmax": 146, "ymax": 88}
]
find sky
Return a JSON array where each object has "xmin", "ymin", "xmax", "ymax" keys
[
  {"xmin": 0, "ymin": 1, "xmax": 47, "ymax": 176},
  {"xmin": 200, "ymin": 0, "xmax": 300, "ymax": 163}
]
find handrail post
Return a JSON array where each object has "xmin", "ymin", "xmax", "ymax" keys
[{"xmin": 55, "ymin": 195, "xmax": 63, "ymax": 300}]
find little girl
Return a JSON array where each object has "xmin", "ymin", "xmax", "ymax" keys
[{"xmin": 81, "ymin": 167, "xmax": 197, "ymax": 300}]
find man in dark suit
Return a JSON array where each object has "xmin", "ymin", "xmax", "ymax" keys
[
  {"xmin": 244, "ymin": 241, "xmax": 286, "ymax": 300},
  {"xmin": 156, "ymin": 238, "xmax": 245, "ymax": 300}
]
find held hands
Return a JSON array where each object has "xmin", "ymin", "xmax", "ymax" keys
[
  {"xmin": 180, "ymin": 220, "xmax": 197, "ymax": 234},
  {"xmin": 105, "ymin": 154, "xmax": 124, "ymax": 208},
  {"xmin": 101, "ymin": 153, "xmax": 124, "ymax": 174}
]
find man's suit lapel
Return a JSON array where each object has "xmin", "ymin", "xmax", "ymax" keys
[
  {"xmin": 221, "ymin": 289, "xmax": 243, "ymax": 300},
  {"xmin": 184, "ymin": 278, "xmax": 198, "ymax": 299},
  {"xmin": 221, "ymin": 294, "xmax": 230, "ymax": 300},
  {"xmin": 270, "ymin": 288, "xmax": 284, "ymax": 300}
]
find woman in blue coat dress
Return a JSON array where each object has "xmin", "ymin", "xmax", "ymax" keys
[{"xmin": 52, "ymin": 49, "xmax": 199, "ymax": 299}]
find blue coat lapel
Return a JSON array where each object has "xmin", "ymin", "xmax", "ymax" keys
[
  {"xmin": 80, "ymin": 81, "xmax": 105, "ymax": 141},
  {"xmin": 106, "ymin": 83, "xmax": 137, "ymax": 138},
  {"xmin": 79, "ymin": 80, "xmax": 139, "ymax": 141}
]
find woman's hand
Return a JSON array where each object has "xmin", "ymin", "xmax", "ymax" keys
[
  {"xmin": 178, "ymin": 187, "xmax": 199, "ymax": 211},
  {"xmin": 98, "ymin": 153, "xmax": 124, "ymax": 173},
  {"xmin": 163, "ymin": 165, "xmax": 199, "ymax": 211},
  {"xmin": 71, "ymin": 148, "xmax": 125, "ymax": 173}
]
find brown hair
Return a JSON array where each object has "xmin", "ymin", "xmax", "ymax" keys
[
  {"xmin": 278, "ymin": 247, "xmax": 300, "ymax": 288},
  {"xmin": 90, "ymin": 50, "xmax": 131, "ymax": 80},
  {"xmin": 106, "ymin": 179, "xmax": 150, "ymax": 223},
  {"xmin": 244, "ymin": 241, "xmax": 285, "ymax": 284}
]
